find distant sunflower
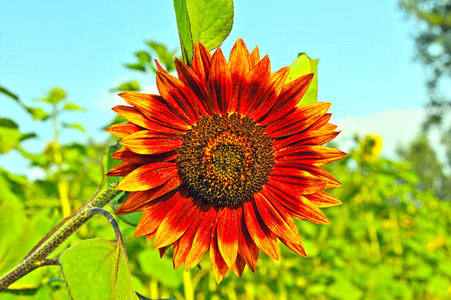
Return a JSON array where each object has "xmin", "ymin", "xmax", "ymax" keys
[{"xmin": 106, "ymin": 39, "xmax": 346, "ymax": 283}]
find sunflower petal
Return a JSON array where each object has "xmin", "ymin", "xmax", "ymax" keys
[
  {"xmin": 244, "ymin": 200, "xmax": 280, "ymax": 260},
  {"xmin": 117, "ymin": 162, "xmax": 178, "ymax": 191},
  {"xmin": 305, "ymin": 190, "xmax": 343, "ymax": 208},
  {"xmin": 276, "ymin": 145, "xmax": 347, "ymax": 166},
  {"xmin": 184, "ymin": 204, "xmax": 218, "ymax": 269},
  {"xmin": 154, "ymin": 197, "xmax": 200, "ymax": 248},
  {"xmin": 111, "ymin": 147, "xmax": 177, "ymax": 165},
  {"xmin": 208, "ymin": 47, "xmax": 231, "ymax": 114},
  {"xmin": 230, "ymin": 253, "xmax": 246, "ymax": 277},
  {"xmin": 120, "ymin": 130, "xmax": 183, "ymax": 155},
  {"xmin": 265, "ymin": 102, "xmax": 331, "ymax": 138},
  {"xmin": 217, "ymin": 207, "xmax": 239, "ymax": 268},
  {"xmin": 118, "ymin": 92, "xmax": 190, "ymax": 131},
  {"xmin": 265, "ymin": 183, "xmax": 330, "ymax": 225},
  {"xmin": 238, "ymin": 55, "xmax": 271, "ymax": 116},
  {"xmin": 210, "ymin": 220, "xmax": 229, "ymax": 284},
  {"xmin": 105, "ymin": 122, "xmax": 141, "ymax": 138},
  {"xmin": 254, "ymin": 192, "xmax": 302, "ymax": 244},
  {"xmin": 259, "ymin": 73, "xmax": 314, "ymax": 126},
  {"xmin": 115, "ymin": 176, "xmax": 182, "ymax": 214}
]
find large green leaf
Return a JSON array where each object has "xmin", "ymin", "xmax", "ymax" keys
[
  {"xmin": 59, "ymin": 238, "xmax": 138, "ymax": 300},
  {"xmin": 286, "ymin": 53, "xmax": 319, "ymax": 106},
  {"xmin": 0, "ymin": 201, "xmax": 54, "ymax": 290},
  {"xmin": 174, "ymin": 0, "xmax": 234, "ymax": 64},
  {"xmin": 0, "ymin": 122, "xmax": 36, "ymax": 154}
]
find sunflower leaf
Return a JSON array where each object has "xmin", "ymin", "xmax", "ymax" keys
[
  {"xmin": 59, "ymin": 238, "xmax": 139, "ymax": 300},
  {"xmin": 174, "ymin": 0, "xmax": 234, "ymax": 64},
  {"xmin": 0, "ymin": 86, "xmax": 19, "ymax": 101},
  {"xmin": 287, "ymin": 53, "xmax": 319, "ymax": 106}
]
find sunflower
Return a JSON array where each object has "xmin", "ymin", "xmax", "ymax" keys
[{"xmin": 106, "ymin": 39, "xmax": 345, "ymax": 283}]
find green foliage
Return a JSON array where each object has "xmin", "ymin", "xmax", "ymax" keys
[
  {"xmin": 287, "ymin": 53, "xmax": 319, "ymax": 105},
  {"xmin": 59, "ymin": 238, "xmax": 138, "ymax": 300},
  {"xmin": 398, "ymin": 134, "xmax": 451, "ymax": 199},
  {"xmin": 399, "ymin": 0, "xmax": 451, "ymax": 131},
  {"xmin": 174, "ymin": 0, "xmax": 234, "ymax": 64}
]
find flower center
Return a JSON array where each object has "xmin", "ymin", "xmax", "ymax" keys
[{"xmin": 177, "ymin": 113, "xmax": 275, "ymax": 207}]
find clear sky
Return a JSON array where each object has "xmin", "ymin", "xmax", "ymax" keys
[{"xmin": 0, "ymin": 0, "xmax": 427, "ymax": 175}]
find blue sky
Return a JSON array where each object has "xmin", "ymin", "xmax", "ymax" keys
[{"xmin": 1, "ymin": 0, "xmax": 427, "ymax": 174}]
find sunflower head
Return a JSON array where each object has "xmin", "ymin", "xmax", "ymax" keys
[{"xmin": 106, "ymin": 39, "xmax": 346, "ymax": 283}]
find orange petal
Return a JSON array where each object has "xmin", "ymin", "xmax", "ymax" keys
[
  {"xmin": 276, "ymin": 145, "xmax": 347, "ymax": 167},
  {"xmin": 269, "ymin": 166, "xmax": 327, "ymax": 195},
  {"xmin": 191, "ymin": 42, "xmax": 212, "ymax": 82},
  {"xmin": 173, "ymin": 211, "xmax": 204, "ymax": 270},
  {"xmin": 115, "ymin": 176, "xmax": 182, "ymax": 214},
  {"xmin": 118, "ymin": 92, "xmax": 191, "ymax": 131},
  {"xmin": 117, "ymin": 162, "xmax": 178, "ymax": 191},
  {"xmin": 243, "ymin": 200, "xmax": 280, "ymax": 260},
  {"xmin": 228, "ymin": 39, "xmax": 251, "ymax": 113},
  {"xmin": 210, "ymin": 226, "xmax": 229, "ymax": 284},
  {"xmin": 154, "ymin": 197, "xmax": 201, "ymax": 248},
  {"xmin": 264, "ymin": 183, "xmax": 330, "ymax": 225},
  {"xmin": 134, "ymin": 192, "xmax": 182, "ymax": 237},
  {"xmin": 175, "ymin": 58, "xmax": 211, "ymax": 116},
  {"xmin": 254, "ymin": 192, "xmax": 302, "ymax": 244},
  {"xmin": 265, "ymin": 102, "xmax": 330, "ymax": 138},
  {"xmin": 249, "ymin": 46, "xmax": 260, "ymax": 66},
  {"xmin": 279, "ymin": 237, "xmax": 307, "ymax": 257},
  {"xmin": 304, "ymin": 190, "xmax": 343, "ymax": 208},
  {"xmin": 217, "ymin": 207, "xmax": 238, "ymax": 268},
  {"xmin": 208, "ymin": 47, "xmax": 231, "ymax": 114},
  {"xmin": 184, "ymin": 204, "xmax": 218, "ymax": 269},
  {"xmin": 236, "ymin": 206, "xmax": 259, "ymax": 273},
  {"xmin": 107, "ymin": 161, "xmax": 141, "ymax": 177},
  {"xmin": 111, "ymin": 147, "xmax": 178, "ymax": 165},
  {"xmin": 251, "ymin": 66, "xmax": 290, "ymax": 121},
  {"xmin": 273, "ymin": 164, "xmax": 342, "ymax": 189},
  {"xmin": 274, "ymin": 129, "xmax": 339, "ymax": 149},
  {"xmin": 105, "ymin": 122, "xmax": 141, "ymax": 138},
  {"xmin": 156, "ymin": 72, "xmax": 198, "ymax": 124},
  {"xmin": 120, "ymin": 130, "xmax": 183, "ymax": 155},
  {"xmin": 230, "ymin": 253, "xmax": 246, "ymax": 277},
  {"xmin": 238, "ymin": 55, "xmax": 271, "ymax": 116},
  {"xmin": 259, "ymin": 73, "xmax": 314, "ymax": 126},
  {"xmin": 112, "ymin": 105, "xmax": 155, "ymax": 129}
]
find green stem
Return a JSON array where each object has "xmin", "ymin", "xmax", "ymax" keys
[{"xmin": 0, "ymin": 181, "xmax": 121, "ymax": 292}]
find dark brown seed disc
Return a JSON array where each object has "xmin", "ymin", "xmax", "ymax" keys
[{"xmin": 177, "ymin": 113, "xmax": 275, "ymax": 207}]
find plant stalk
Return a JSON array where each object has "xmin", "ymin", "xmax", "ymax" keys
[{"xmin": 0, "ymin": 181, "xmax": 121, "ymax": 292}]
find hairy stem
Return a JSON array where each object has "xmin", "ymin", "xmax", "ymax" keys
[{"xmin": 0, "ymin": 181, "xmax": 121, "ymax": 292}]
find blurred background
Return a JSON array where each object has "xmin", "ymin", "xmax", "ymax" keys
[{"xmin": 1, "ymin": 0, "xmax": 450, "ymax": 299}]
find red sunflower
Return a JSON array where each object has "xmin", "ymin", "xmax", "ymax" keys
[{"xmin": 106, "ymin": 39, "xmax": 346, "ymax": 283}]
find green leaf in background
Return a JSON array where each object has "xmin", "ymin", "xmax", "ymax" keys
[
  {"xmin": 0, "ymin": 201, "xmax": 54, "ymax": 289},
  {"xmin": 62, "ymin": 103, "xmax": 84, "ymax": 111},
  {"xmin": 112, "ymin": 81, "xmax": 141, "ymax": 92},
  {"xmin": 136, "ymin": 51, "xmax": 152, "ymax": 63},
  {"xmin": 125, "ymin": 63, "xmax": 146, "ymax": 72},
  {"xmin": 62, "ymin": 122, "xmax": 85, "ymax": 131},
  {"xmin": 138, "ymin": 249, "xmax": 183, "ymax": 289},
  {"xmin": 286, "ymin": 53, "xmax": 319, "ymax": 106},
  {"xmin": 0, "ymin": 86, "xmax": 19, "ymax": 101},
  {"xmin": 24, "ymin": 107, "xmax": 49, "ymax": 120},
  {"xmin": 41, "ymin": 88, "xmax": 66, "ymax": 104},
  {"xmin": 0, "ymin": 118, "xmax": 18, "ymax": 129},
  {"xmin": 173, "ymin": 0, "xmax": 234, "ymax": 64},
  {"xmin": 59, "ymin": 238, "xmax": 138, "ymax": 300},
  {"xmin": 0, "ymin": 122, "xmax": 36, "ymax": 154}
]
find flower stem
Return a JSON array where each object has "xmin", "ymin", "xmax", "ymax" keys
[{"xmin": 0, "ymin": 181, "xmax": 121, "ymax": 292}]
